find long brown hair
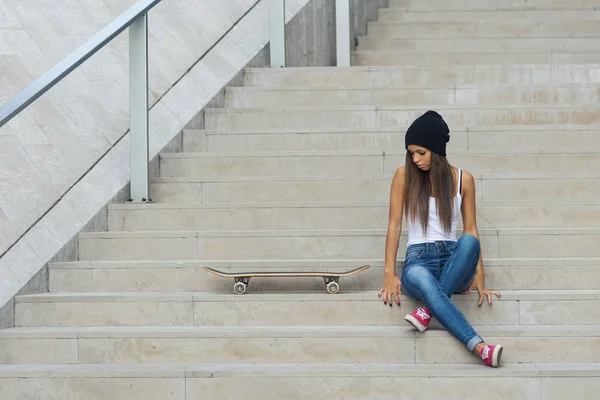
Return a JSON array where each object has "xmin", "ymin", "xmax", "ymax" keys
[{"xmin": 404, "ymin": 152, "xmax": 457, "ymax": 234}]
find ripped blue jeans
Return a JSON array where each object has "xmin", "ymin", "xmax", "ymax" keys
[{"xmin": 400, "ymin": 234, "xmax": 484, "ymax": 351}]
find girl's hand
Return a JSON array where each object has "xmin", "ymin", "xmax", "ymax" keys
[
  {"xmin": 463, "ymin": 275, "xmax": 501, "ymax": 306},
  {"xmin": 378, "ymin": 273, "xmax": 402, "ymax": 306}
]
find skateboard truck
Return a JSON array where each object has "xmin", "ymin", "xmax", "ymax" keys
[
  {"xmin": 233, "ymin": 278, "xmax": 250, "ymax": 294},
  {"xmin": 323, "ymin": 276, "xmax": 340, "ymax": 294}
]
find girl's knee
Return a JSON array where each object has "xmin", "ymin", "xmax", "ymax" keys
[
  {"xmin": 458, "ymin": 234, "xmax": 480, "ymax": 253},
  {"xmin": 402, "ymin": 266, "xmax": 433, "ymax": 289}
]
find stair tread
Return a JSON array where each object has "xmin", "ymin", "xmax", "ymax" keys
[
  {"xmin": 76, "ymin": 227, "xmax": 600, "ymax": 238},
  {"xmin": 48, "ymin": 257, "xmax": 600, "ymax": 269},
  {"xmin": 243, "ymin": 65, "xmax": 600, "ymax": 73},
  {"xmin": 3, "ymin": 324, "xmax": 600, "ymax": 338},
  {"xmin": 106, "ymin": 200, "xmax": 600, "ymax": 210},
  {"xmin": 359, "ymin": 36, "xmax": 600, "ymax": 41},
  {"xmin": 204, "ymin": 103, "xmax": 600, "ymax": 112},
  {"xmin": 159, "ymin": 148, "xmax": 600, "ymax": 158},
  {"xmin": 15, "ymin": 290, "xmax": 600, "ymax": 302},
  {"xmin": 184, "ymin": 126, "xmax": 600, "ymax": 135},
  {"xmin": 225, "ymin": 83, "xmax": 600, "ymax": 91},
  {"xmin": 386, "ymin": 6, "xmax": 600, "ymax": 11},
  {"xmin": 0, "ymin": 362, "xmax": 599, "ymax": 378},
  {"xmin": 371, "ymin": 19, "xmax": 600, "ymax": 24},
  {"xmin": 150, "ymin": 172, "xmax": 600, "ymax": 182}
]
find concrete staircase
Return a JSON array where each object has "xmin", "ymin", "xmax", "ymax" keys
[{"xmin": 2, "ymin": 1, "xmax": 600, "ymax": 398}]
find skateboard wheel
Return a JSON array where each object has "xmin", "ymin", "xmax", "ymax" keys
[
  {"xmin": 326, "ymin": 281, "xmax": 340, "ymax": 294},
  {"xmin": 233, "ymin": 282, "xmax": 247, "ymax": 294}
]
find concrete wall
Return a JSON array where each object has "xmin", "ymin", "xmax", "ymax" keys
[
  {"xmin": 282, "ymin": 0, "xmax": 389, "ymax": 67},
  {"xmin": 0, "ymin": 0, "xmax": 387, "ymax": 326},
  {"xmin": 351, "ymin": 0, "xmax": 389, "ymax": 38}
]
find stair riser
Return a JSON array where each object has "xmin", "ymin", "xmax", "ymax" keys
[
  {"xmin": 186, "ymin": 130, "xmax": 600, "ymax": 153},
  {"xmin": 159, "ymin": 153, "xmax": 600, "ymax": 177},
  {"xmin": 151, "ymin": 178, "xmax": 600, "ymax": 203},
  {"xmin": 78, "ymin": 231, "xmax": 600, "ymax": 261},
  {"xmin": 389, "ymin": 0, "xmax": 600, "ymax": 9},
  {"xmin": 194, "ymin": 130, "xmax": 447, "ymax": 153},
  {"xmin": 354, "ymin": 52, "xmax": 600, "ymax": 66},
  {"xmin": 243, "ymin": 66, "xmax": 600, "ymax": 87},
  {"xmin": 160, "ymin": 153, "xmax": 384, "ymax": 177},
  {"xmin": 225, "ymin": 87, "xmax": 600, "ymax": 108},
  {"xmin": 108, "ymin": 205, "xmax": 600, "ymax": 231},
  {"xmin": 49, "ymin": 265, "xmax": 600, "ymax": 293},
  {"xmin": 0, "ymin": 378, "xmax": 184, "ymax": 400},
  {"xmin": 14, "ymin": 297, "xmax": 599, "ymax": 327},
  {"xmin": 357, "ymin": 37, "xmax": 600, "ymax": 52},
  {"xmin": 1, "ymin": 334, "xmax": 597, "ymax": 364},
  {"xmin": 205, "ymin": 108, "xmax": 600, "ymax": 130},
  {"xmin": 378, "ymin": 9, "xmax": 600, "ymax": 22},
  {"xmin": 76, "ymin": 233, "xmax": 493, "ymax": 261},
  {"xmin": 195, "ymin": 376, "xmax": 597, "ymax": 400},
  {"xmin": 2, "ymin": 375, "xmax": 594, "ymax": 400},
  {"xmin": 367, "ymin": 21, "xmax": 600, "ymax": 38}
]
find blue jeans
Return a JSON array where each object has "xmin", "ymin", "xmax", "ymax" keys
[{"xmin": 400, "ymin": 234, "xmax": 484, "ymax": 351}]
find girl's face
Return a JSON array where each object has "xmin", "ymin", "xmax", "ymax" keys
[{"xmin": 407, "ymin": 145, "xmax": 432, "ymax": 171}]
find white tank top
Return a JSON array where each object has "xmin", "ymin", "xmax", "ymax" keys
[{"xmin": 406, "ymin": 169, "xmax": 463, "ymax": 246}]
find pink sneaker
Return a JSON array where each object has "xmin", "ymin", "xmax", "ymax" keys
[
  {"xmin": 404, "ymin": 307, "xmax": 431, "ymax": 332},
  {"xmin": 480, "ymin": 344, "xmax": 503, "ymax": 367}
]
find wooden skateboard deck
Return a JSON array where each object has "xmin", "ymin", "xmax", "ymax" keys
[{"xmin": 203, "ymin": 264, "xmax": 370, "ymax": 294}]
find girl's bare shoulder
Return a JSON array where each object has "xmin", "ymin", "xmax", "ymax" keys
[
  {"xmin": 392, "ymin": 166, "xmax": 406, "ymax": 183},
  {"xmin": 395, "ymin": 166, "xmax": 406, "ymax": 176},
  {"xmin": 453, "ymin": 166, "xmax": 474, "ymax": 181}
]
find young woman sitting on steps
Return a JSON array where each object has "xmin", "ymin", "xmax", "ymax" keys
[{"xmin": 378, "ymin": 110, "xmax": 504, "ymax": 368}]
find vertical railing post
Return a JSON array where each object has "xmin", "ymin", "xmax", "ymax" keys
[
  {"xmin": 335, "ymin": 0, "xmax": 351, "ymax": 67},
  {"xmin": 269, "ymin": 0, "xmax": 285, "ymax": 67},
  {"xmin": 129, "ymin": 13, "xmax": 150, "ymax": 203}
]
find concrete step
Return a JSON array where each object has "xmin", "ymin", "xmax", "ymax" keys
[
  {"xmin": 356, "ymin": 37, "xmax": 600, "ymax": 53},
  {"xmin": 107, "ymin": 201, "xmax": 600, "ymax": 232},
  {"xmin": 224, "ymin": 85, "xmax": 600, "ymax": 109},
  {"xmin": 378, "ymin": 8, "xmax": 600, "ymax": 22},
  {"xmin": 159, "ymin": 149, "xmax": 600, "ymax": 178},
  {"xmin": 77, "ymin": 228, "xmax": 600, "ymax": 261},
  {"xmin": 48, "ymin": 258, "xmax": 600, "ymax": 293},
  {"xmin": 0, "ymin": 363, "xmax": 597, "ymax": 400},
  {"xmin": 388, "ymin": 0, "xmax": 600, "ymax": 10},
  {"xmin": 1, "ymin": 325, "xmax": 599, "ymax": 364},
  {"xmin": 203, "ymin": 105, "xmax": 600, "ymax": 130},
  {"xmin": 183, "ymin": 126, "xmax": 600, "ymax": 152},
  {"xmin": 367, "ymin": 20, "xmax": 600, "ymax": 38},
  {"xmin": 242, "ymin": 65, "xmax": 600, "ymax": 87},
  {"xmin": 149, "ymin": 174, "xmax": 600, "ymax": 203},
  {"xmin": 14, "ymin": 290, "xmax": 600, "ymax": 327},
  {"xmin": 161, "ymin": 150, "xmax": 391, "ymax": 177},
  {"xmin": 354, "ymin": 51, "xmax": 600, "ymax": 66}
]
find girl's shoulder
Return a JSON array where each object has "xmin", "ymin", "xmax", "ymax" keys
[
  {"xmin": 452, "ymin": 166, "xmax": 474, "ymax": 181},
  {"xmin": 451, "ymin": 166, "xmax": 475, "ymax": 197},
  {"xmin": 392, "ymin": 166, "xmax": 406, "ymax": 182},
  {"xmin": 453, "ymin": 167, "xmax": 476, "ymax": 196},
  {"xmin": 390, "ymin": 167, "xmax": 406, "ymax": 191}
]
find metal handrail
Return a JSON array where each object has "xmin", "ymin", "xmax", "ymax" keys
[
  {"xmin": 0, "ymin": 0, "xmax": 350, "ymax": 203},
  {"xmin": 0, "ymin": 0, "xmax": 161, "ymax": 203},
  {"xmin": 0, "ymin": 0, "xmax": 160, "ymax": 128}
]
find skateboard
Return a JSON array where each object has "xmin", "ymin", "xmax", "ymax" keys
[{"xmin": 203, "ymin": 265, "xmax": 370, "ymax": 294}]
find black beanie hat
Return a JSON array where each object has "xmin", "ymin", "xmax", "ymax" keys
[{"xmin": 405, "ymin": 110, "xmax": 450, "ymax": 156}]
